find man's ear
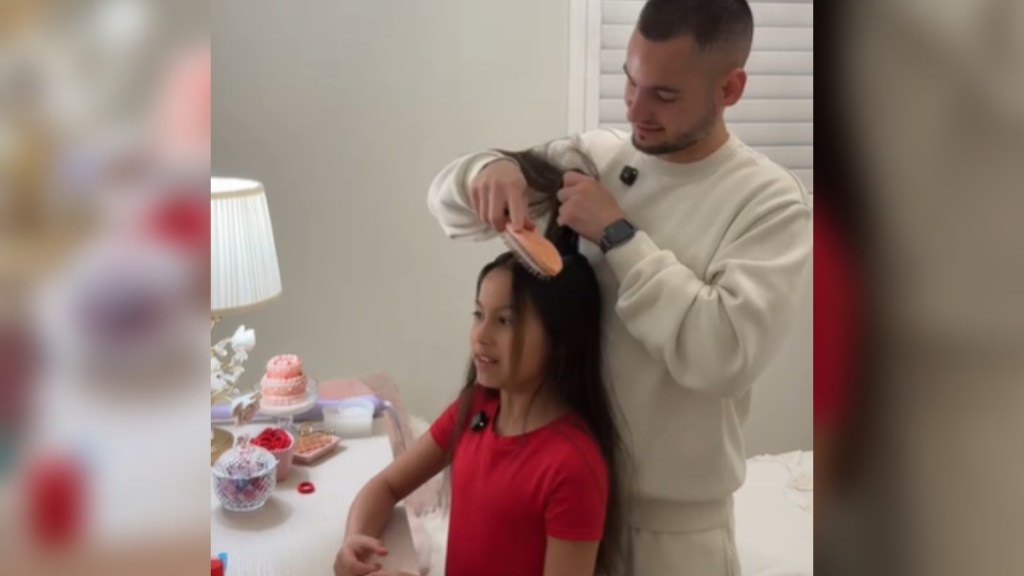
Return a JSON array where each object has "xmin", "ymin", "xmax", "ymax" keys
[{"xmin": 720, "ymin": 68, "xmax": 747, "ymax": 107}]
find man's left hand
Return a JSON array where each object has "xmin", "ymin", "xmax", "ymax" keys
[{"xmin": 556, "ymin": 172, "xmax": 627, "ymax": 244}]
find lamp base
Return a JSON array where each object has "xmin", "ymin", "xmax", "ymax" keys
[{"xmin": 211, "ymin": 426, "xmax": 234, "ymax": 465}]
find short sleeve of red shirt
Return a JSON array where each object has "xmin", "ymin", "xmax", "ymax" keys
[
  {"xmin": 543, "ymin": 434, "xmax": 609, "ymax": 541},
  {"xmin": 428, "ymin": 398, "xmax": 459, "ymax": 451},
  {"xmin": 429, "ymin": 388, "xmax": 490, "ymax": 451}
]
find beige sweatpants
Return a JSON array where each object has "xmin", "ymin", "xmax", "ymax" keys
[{"xmin": 624, "ymin": 518, "xmax": 741, "ymax": 576}]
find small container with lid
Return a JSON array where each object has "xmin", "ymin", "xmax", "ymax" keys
[
  {"xmin": 212, "ymin": 435, "xmax": 277, "ymax": 511},
  {"xmin": 323, "ymin": 398, "xmax": 375, "ymax": 438}
]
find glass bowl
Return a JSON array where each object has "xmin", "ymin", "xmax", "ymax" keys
[{"xmin": 212, "ymin": 436, "xmax": 278, "ymax": 511}]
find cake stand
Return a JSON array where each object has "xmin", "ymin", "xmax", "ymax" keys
[{"xmin": 258, "ymin": 378, "xmax": 319, "ymax": 430}]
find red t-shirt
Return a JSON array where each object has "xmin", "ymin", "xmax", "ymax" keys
[
  {"xmin": 429, "ymin": 386, "xmax": 609, "ymax": 576},
  {"xmin": 814, "ymin": 206, "xmax": 861, "ymax": 429}
]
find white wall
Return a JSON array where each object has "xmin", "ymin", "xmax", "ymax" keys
[
  {"xmin": 212, "ymin": 0, "xmax": 571, "ymax": 423},
  {"xmin": 212, "ymin": 0, "xmax": 811, "ymax": 455}
]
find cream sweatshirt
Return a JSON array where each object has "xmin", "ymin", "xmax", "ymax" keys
[{"xmin": 427, "ymin": 129, "xmax": 812, "ymax": 532}]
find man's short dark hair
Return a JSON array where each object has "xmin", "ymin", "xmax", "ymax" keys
[{"xmin": 637, "ymin": 0, "xmax": 754, "ymax": 67}]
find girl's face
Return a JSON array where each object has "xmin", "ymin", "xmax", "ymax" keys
[{"xmin": 471, "ymin": 268, "xmax": 548, "ymax": 391}]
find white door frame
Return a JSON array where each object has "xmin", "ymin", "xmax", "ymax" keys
[{"xmin": 567, "ymin": 0, "xmax": 604, "ymax": 134}]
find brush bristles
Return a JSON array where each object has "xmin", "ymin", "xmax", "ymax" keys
[{"xmin": 500, "ymin": 232, "xmax": 553, "ymax": 279}]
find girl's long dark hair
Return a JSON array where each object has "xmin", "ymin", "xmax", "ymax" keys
[{"xmin": 446, "ymin": 145, "xmax": 627, "ymax": 575}]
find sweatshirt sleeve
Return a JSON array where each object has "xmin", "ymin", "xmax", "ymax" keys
[
  {"xmin": 426, "ymin": 133, "xmax": 610, "ymax": 241},
  {"xmin": 426, "ymin": 151, "xmax": 506, "ymax": 242},
  {"xmin": 606, "ymin": 191, "xmax": 812, "ymax": 397}
]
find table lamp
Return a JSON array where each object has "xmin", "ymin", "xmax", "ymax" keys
[{"xmin": 210, "ymin": 177, "xmax": 282, "ymax": 462}]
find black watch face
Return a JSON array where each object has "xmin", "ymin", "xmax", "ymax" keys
[
  {"xmin": 603, "ymin": 220, "xmax": 633, "ymax": 249},
  {"xmin": 607, "ymin": 221, "xmax": 630, "ymax": 241}
]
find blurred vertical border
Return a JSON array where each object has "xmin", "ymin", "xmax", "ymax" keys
[{"xmin": 1, "ymin": 2, "xmax": 210, "ymax": 574}]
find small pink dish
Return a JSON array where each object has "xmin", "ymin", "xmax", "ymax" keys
[{"xmin": 293, "ymin": 432, "xmax": 341, "ymax": 464}]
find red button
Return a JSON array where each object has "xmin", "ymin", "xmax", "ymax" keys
[
  {"xmin": 297, "ymin": 481, "xmax": 315, "ymax": 494},
  {"xmin": 211, "ymin": 558, "xmax": 223, "ymax": 576}
]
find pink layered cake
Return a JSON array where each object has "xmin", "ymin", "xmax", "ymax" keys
[{"xmin": 260, "ymin": 355, "xmax": 308, "ymax": 407}]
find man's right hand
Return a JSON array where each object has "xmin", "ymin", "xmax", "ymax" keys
[
  {"xmin": 334, "ymin": 534, "xmax": 389, "ymax": 576},
  {"xmin": 470, "ymin": 158, "xmax": 533, "ymax": 233}
]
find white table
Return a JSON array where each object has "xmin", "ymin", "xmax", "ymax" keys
[{"xmin": 211, "ymin": 423, "xmax": 420, "ymax": 575}]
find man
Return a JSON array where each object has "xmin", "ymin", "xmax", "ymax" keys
[{"xmin": 427, "ymin": 0, "xmax": 811, "ymax": 573}]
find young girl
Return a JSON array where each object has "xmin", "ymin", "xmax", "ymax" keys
[{"xmin": 334, "ymin": 153, "xmax": 625, "ymax": 576}]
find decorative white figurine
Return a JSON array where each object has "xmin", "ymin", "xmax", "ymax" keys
[{"xmin": 231, "ymin": 391, "xmax": 262, "ymax": 426}]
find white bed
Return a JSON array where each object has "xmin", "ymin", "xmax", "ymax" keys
[
  {"xmin": 734, "ymin": 450, "xmax": 814, "ymax": 576},
  {"xmin": 405, "ymin": 415, "xmax": 813, "ymax": 575}
]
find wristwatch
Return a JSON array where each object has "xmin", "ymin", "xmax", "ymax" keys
[{"xmin": 599, "ymin": 218, "xmax": 637, "ymax": 253}]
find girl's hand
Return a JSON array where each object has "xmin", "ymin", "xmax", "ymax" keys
[
  {"xmin": 368, "ymin": 571, "xmax": 418, "ymax": 576},
  {"xmin": 334, "ymin": 534, "xmax": 389, "ymax": 576}
]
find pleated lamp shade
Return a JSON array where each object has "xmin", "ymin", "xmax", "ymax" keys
[{"xmin": 211, "ymin": 177, "xmax": 282, "ymax": 315}]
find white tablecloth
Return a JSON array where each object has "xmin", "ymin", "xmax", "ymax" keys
[{"xmin": 211, "ymin": 425, "xmax": 419, "ymax": 575}]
